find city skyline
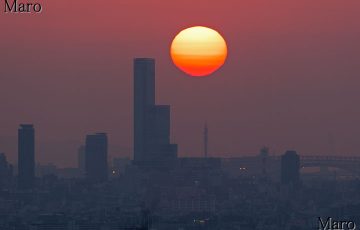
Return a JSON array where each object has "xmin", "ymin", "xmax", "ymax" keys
[
  {"xmin": 1, "ymin": 1, "xmax": 360, "ymax": 167},
  {"xmin": 1, "ymin": 1, "xmax": 360, "ymax": 229},
  {"xmin": 2, "ymin": 56, "xmax": 359, "ymax": 171}
]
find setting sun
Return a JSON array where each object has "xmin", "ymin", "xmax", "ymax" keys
[{"xmin": 170, "ymin": 26, "xmax": 228, "ymax": 77}]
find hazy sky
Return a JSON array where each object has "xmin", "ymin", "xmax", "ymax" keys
[{"xmin": 1, "ymin": 0, "xmax": 360, "ymax": 167}]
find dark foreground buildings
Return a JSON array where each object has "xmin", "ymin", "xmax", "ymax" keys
[
  {"xmin": 85, "ymin": 133, "xmax": 108, "ymax": 183},
  {"xmin": 18, "ymin": 124, "xmax": 35, "ymax": 189},
  {"xmin": 281, "ymin": 150, "xmax": 300, "ymax": 185},
  {"xmin": 133, "ymin": 58, "xmax": 177, "ymax": 168}
]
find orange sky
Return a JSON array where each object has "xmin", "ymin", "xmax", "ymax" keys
[{"xmin": 0, "ymin": 0, "xmax": 360, "ymax": 167}]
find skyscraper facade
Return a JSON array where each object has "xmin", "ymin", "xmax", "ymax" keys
[
  {"xmin": 133, "ymin": 58, "xmax": 177, "ymax": 166},
  {"xmin": 281, "ymin": 150, "xmax": 300, "ymax": 185},
  {"xmin": 134, "ymin": 58, "xmax": 155, "ymax": 163},
  {"xmin": 18, "ymin": 124, "xmax": 35, "ymax": 189},
  {"xmin": 85, "ymin": 133, "xmax": 108, "ymax": 183}
]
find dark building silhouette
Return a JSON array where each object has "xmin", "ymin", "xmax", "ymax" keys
[
  {"xmin": 133, "ymin": 58, "xmax": 177, "ymax": 166},
  {"xmin": 85, "ymin": 133, "xmax": 108, "ymax": 183},
  {"xmin": 134, "ymin": 58, "xmax": 155, "ymax": 163},
  {"xmin": 281, "ymin": 150, "xmax": 300, "ymax": 185},
  {"xmin": 0, "ymin": 153, "xmax": 13, "ymax": 189},
  {"xmin": 18, "ymin": 124, "xmax": 35, "ymax": 189}
]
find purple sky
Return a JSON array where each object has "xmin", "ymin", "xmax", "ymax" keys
[{"xmin": 0, "ymin": 0, "xmax": 360, "ymax": 167}]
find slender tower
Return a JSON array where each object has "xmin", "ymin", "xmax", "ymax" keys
[{"xmin": 204, "ymin": 122, "xmax": 208, "ymax": 158}]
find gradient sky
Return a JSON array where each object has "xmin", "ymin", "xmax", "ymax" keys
[{"xmin": 1, "ymin": 0, "xmax": 360, "ymax": 167}]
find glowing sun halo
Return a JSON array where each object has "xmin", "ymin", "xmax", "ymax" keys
[{"xmin": 170, "ymin": 26, "xmax": 228, "ymax": 77}]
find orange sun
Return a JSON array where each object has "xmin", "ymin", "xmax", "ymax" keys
[{"xmin": 170, "ymin": 26, "xmax": 228, "ymax": 77}]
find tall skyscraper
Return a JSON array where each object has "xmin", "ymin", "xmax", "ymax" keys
[
  {"xmin": 18, "ymin": 124, "xmax": 35, "ymax": 189},
  {"xmin": 133, "ymin": 58, "xmax": 177, "ymax": 166},
  {"xmin": 134, "ymin": 58, "xmax": 155, "ymax": 163},
  {"xmin": 85, "ymin": 133, "xmax": 108, "ymax": 183},
  {"xmin": 281, "ymin": 150, "xmax": 300, "ymax": 185}
]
